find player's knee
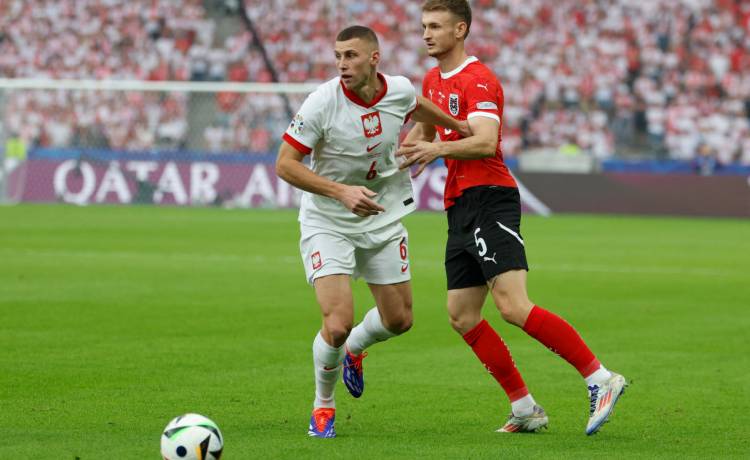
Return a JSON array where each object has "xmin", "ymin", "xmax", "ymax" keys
[
  {"xmin": 328, "ymin": 327, "xmax": 351, "ymax": 347},
  {"xmin": 497, "ymin": 304, "xmax": 517, "ymax": 325},
  {"xmin": 448, "ymin": 315, "xmax": 463, "ymax": 334},
  {"xmin": 447, "ymin": 310, "xmax": 478, "ymax": 336},
  {"xmin": 394, "ymin": 311, "xmax": 413, "ymax": 334},
  {"xmin": 490, "ymin": 276, "xmax": 533, "ymax": 326},
  {"xmin": 324, "ymin": 319, "xmax": 353, "ymax": 347},
  {"xmin": 494, "ymin": 297, "xmax": 527, "ymax": 326},
  {"xmin": 383, "ymin": 309, "xmax": 413, "ymax": 335}
]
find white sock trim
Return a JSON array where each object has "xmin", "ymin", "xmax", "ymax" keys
[
  {"xmin": 585, "ymin": 365, "xmax": 612, "ymax": 388},
  {"xmin": 511, "ymin": 394, "xmax": 536, "ymax": 417}
]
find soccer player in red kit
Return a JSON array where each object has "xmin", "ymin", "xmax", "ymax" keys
[{"xmin": 399, "ymin": 0, "xmax": 627, "ymax": 435}]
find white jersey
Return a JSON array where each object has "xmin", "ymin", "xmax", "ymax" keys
[{"xmin": 282, "ymin": 73, "xmax": 418, "ymax": 233}]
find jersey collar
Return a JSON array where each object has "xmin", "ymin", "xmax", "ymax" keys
[
  {"xmin": 340, "ymin": 73, "xmax": 388, "ymax": 108},
  {"xmin": 440, "ymin": 56, "xmax": 478, "ymax": 79}
]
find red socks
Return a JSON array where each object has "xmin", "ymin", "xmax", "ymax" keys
[
  {"xmin": 523, "ymin": 305, "xmax": 600, "ymax": 377},
  {"xmin": 461, "ymin": 306, "xmax": 600, "ymax": 403},
  {"xmin": 463, "ymin": 319, "xmax": 529, "ymax": 401}
]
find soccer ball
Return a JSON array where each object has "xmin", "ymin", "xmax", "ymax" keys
[{"xmin": 160, "ymin": 413, "xmax": 224, "ymax": 460}]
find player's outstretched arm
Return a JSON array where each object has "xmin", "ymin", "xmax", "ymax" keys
[
  {"xmin": 402, "ymin": 121, "xmax": 436, "ymax": 146},
  {"xmin": 397, "ymin": 117, "xmax": 499, "ymax": 177},
  {"xmin": 276, "ymin": 141, "xmax": 385, "ymax": 217},
  {"xmin": 435, "ymin": 116, "xmax": 499, "ymax": 159},
  {"xmin": 411, "ymin": 96, "xmax": 471, "ymax": 138}
]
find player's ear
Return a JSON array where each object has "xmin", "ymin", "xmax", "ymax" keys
[
  {"xmin": 370, "ymin": 49, "xmax": 380, "ymax": 66},
  {"xmin": 454, "ymin": 21, "xmax": 467, "ymax": 40}
]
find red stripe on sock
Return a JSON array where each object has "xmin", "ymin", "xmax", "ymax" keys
[
  {"xmin": 463, "ymin": 319, "xmax": 529, "ymax": 402},
  {"xmin": 523, "ymin": 305, "xmax": 600, "ymax": 377}
]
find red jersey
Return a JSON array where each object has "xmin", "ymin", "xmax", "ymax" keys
[{"xmin": 422, "ymin": 57, "xmax": 516, "ymax": 209}]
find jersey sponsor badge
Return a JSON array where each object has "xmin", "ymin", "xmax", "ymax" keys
[
  {"xmin": 290, "ymin": 114, "xmax": 305, "ymax": 135},
  {"xmin": 449, "ymin": 93, "xmax": 459, "ymax": 116},
  {"xmin": 361, "ymin": 111, "xmax": 383, "ymax": 138},
  {"xmin": 476, "ymin": 101, "xmax": 498, "ymax": 110},
  {"xmin": 311, "ymin": 251, "xmax": 322, "ymax": 270}
]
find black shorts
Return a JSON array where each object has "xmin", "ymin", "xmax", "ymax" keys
[{"xmin": 445, "ymin": 186, "xmax": 528, "ymax": 290}]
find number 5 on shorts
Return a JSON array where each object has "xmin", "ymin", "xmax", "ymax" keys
[{"xmin": 474, "ymin": 228, "xmax": 487, "ymax": 257}]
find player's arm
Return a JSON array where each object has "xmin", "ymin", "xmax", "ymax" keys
[
  {"xmin": 411, "ymin": 96, "xmax": 471, "ymax": 138},
  {"xmin": 275, "ymin": 141, "xmax": 385, "ymax": 217},
  {"xmin": 431, "ymin": 116, "xmax": 498, "ymax": 159},
  {"xmin": 402, "ymin": 121, "xmax": 436, "ymax": 145},
  {"xmin": 397, "ymin": 116, "xmax": 498, "ymax": 177}
]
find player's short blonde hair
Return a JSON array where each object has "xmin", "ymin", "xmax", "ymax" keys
[{"xmin": 422, "ymin": 0, "xmax": 472, "ymax": 39}]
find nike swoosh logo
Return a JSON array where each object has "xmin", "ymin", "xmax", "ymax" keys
[
  {"xmin": 366, "ymin": 142, "xmax": 382, "ymax": 152},
  {"xmin": 401, "ymin": 264, "xmax": 409, "ymax": 273}
]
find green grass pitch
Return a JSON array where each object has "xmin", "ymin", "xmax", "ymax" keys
[{"xmin": 1, "ymin": 205, "xmax": 748, "ymax": 458}]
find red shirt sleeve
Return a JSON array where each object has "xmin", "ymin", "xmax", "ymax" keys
[{"xmin": 464, "ymin": 76, "xmax": 503, "ymax": 123}]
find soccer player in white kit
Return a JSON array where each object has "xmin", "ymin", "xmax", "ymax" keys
[{"xmin": 276, "ymin": 25, "xmax": 469, "ymax": 438}]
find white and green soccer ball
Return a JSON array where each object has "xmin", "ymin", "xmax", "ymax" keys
[{"xmin": 160, "ymin": 413, "xmax": 224, "ymax": 460}]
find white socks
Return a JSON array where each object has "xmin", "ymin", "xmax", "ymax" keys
[
  {"xmin": 312, "ymin": 308, "xmax": 398, "ymax": 408},
  {"xmin": 585, "ymin": 365, "xmax": 613, "ymax": 388},
  {"xmin": 345, "ymin": 307, "xmax": 397, "ymax": 355},
  {"xmin": 511, "ymin": 394, "xmax": 537, "ymax": 417},
  {"xmin": 312, "ymin": 331, "xmax": 345, "ymax": 409}
]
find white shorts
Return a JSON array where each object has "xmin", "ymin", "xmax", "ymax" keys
[{"xmin": 299, "ymin": 220, "xmax": 411, "ymax": 285}]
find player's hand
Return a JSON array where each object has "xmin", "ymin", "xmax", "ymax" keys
[
  {"xmin": 336, "ymin": 185, "xmax": 385, "ymax": 217},
  {"xmin": 397, "ymin": 141, "xmax": 443, "ymax": 178},
  {"xmin": 457, "ymin": 120, "xmax": 472, "ymax": 138}
]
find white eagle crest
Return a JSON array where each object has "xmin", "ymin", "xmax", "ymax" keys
[{"xmin": 363, "ymin": 114, "xmax": 380, "ymax": 136}]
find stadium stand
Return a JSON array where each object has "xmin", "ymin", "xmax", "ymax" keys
[
  {"xmin": 1, "ymin": 0, "xmax": 748, "ymax": 164},
  {"xmin": 0, "ymin": 0, "xmax": 210, "ymax": 150},
  {"xmin": 242, "ymin": 0, "xmax": 750, "ymax": 163}
]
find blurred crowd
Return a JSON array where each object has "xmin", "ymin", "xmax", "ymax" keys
[
  {"xmin": 243, "ymin": 0, "xmax": 750, "ymax": 164},
  {"xmin": 1, "ymin": 0, "xmax": 749, "ymax": 165},
  {"xmin": 0, "ymin": 0, "xmax": 209, "ymax": 150}
]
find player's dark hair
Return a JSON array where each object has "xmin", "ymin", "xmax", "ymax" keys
[
  {"xmin": 422, "ymin": 0, "xmax": 472, "ymax": 39},
  {"xmin": 336, "ymin": 25, "xmax": 380, "ymax": 48}
]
